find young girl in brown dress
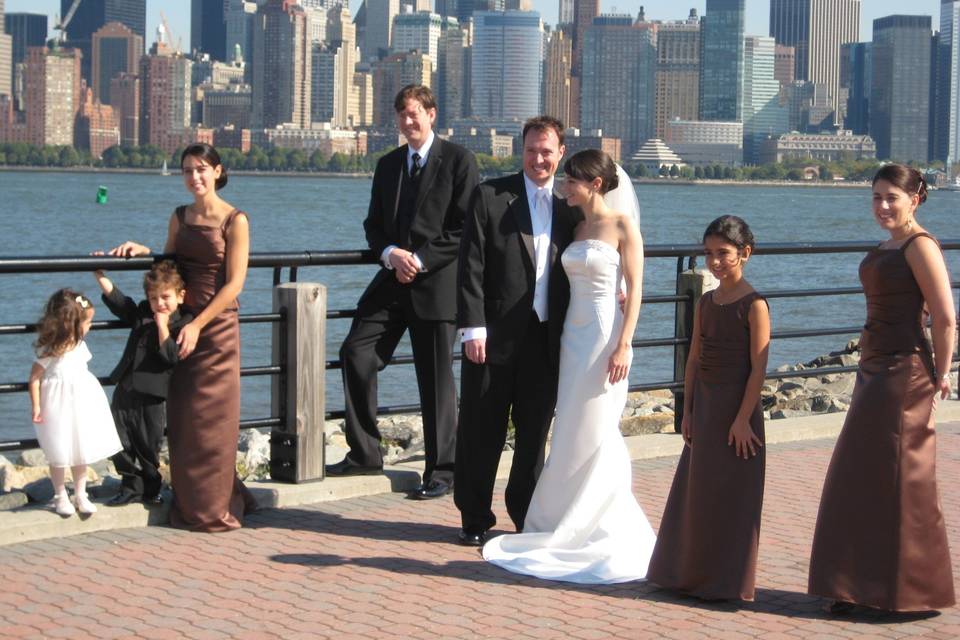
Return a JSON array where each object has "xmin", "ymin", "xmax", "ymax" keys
[
  {"xmin": 108, "ymin": 143, "xmax": 255, "ymax": 532},
  {"xmin": 647, "ymin": 215, "xmax": 771, "ymax": 602},
  {"xmin": 808, "ymin": 165, "xmax": 956, "ymax": 613}
]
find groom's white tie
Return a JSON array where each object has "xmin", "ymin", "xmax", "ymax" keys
[{"xmin": 532, "ymin": 188, "xmax": 552, "ymax": 322}]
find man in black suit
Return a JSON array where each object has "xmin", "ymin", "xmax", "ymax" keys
[
  {"xmin": 326, "ymin": 85, "xmax": 479, "ymax": 500},
  {"xmin": 454, "ymin": 116, "xmax": 583, "ymax": 544}
]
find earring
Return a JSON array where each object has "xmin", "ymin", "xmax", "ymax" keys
[{"xmin": 905, "ymin": 218, "xmax": 914, "ymax": 232}]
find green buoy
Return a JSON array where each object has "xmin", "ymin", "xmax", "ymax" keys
[{"xmin": 95, "ymin": 185, "xmax": 108, "ymax": 204}]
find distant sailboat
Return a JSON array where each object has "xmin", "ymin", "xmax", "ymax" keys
[{"xmin": 161, "ymin": 160, "xmax": 170, "ymax": 176}]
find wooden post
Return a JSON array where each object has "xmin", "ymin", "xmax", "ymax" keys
[
  {"xmin": 673, "ymin": 267, "xmax": 718, "ymax": 433},
  {"xmin": 270, "ymin": 283, "xmax": 326, "ymax": 483}
]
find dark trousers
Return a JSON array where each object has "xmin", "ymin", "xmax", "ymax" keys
[
  {"xmin": 340, "ymin": 291, "xmax": 457, "ymax": 484},
  {"xmin": 110, "ymin": 385, "xmax": 165, "ymax": 499},
  {"xmin": 454, "ymin": 313, "xmax": 559, "ymax": 533}
]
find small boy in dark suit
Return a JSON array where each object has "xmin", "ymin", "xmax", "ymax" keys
[{"xmin": 93, "ymin": 260, "xmax": 192, "ymax": 506}]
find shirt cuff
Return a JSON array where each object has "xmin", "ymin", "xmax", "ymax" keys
[
  {"xmin": 413, "ymin": 253, "xmax": 424, "ymax": 271},
  {"xmin": 381, "ymin": 245, "xmax": 398, "ymax": 269},
  {"xmin": 461, "ymin": 327, "xmax": 487, "ymax": 342}
]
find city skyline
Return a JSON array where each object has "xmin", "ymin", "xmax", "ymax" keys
[{"xmin": 4, "ymin": 0, "xmax": 946, "ymax": 49}]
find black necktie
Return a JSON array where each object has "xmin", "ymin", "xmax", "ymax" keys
[{"xmin": 411, "ymin": 153, "xmax": 421, "ymax": 180}]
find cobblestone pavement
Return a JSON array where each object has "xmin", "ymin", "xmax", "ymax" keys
[{"xmin": 2, "ymin": 422, "xmax": 959, "ymax": 640}]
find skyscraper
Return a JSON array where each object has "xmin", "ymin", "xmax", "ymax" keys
[
  {"xmin": 436, "ymin": 21, "xmax": 469, "ymax": 126},
  {"xmin": 571, "ymin": 0, "xmax": 599, "ymax": 76},
  {"xmin": 60, "ymin": 0, "xmax": 147, "ymax": 83},
  {"xmin": 471, "ymin": 10, "xmax": 542, "ymax": 122},
  {"xmin": 372, "ymin": 50, "xmax": 432, "ymax": 126},
  {"xmin": 252, "ymin": 0, "xmax": 312, "ymax": 129},
  {"xmin": 24, "ymin": 46, "xmax": 82, "ymax": 147},
  {"xmin": 774, "ymin": 44, "xmax": 796, "ymax": 86},
  {"xmin": 559, "ymin": 0, "xmax": 574, "ymax": 25},
  {"xmin": 935, "ymin": 1, "xmax": 960, "ymax": 166},
  {"xmin": 5, "ymin": 13, "xmax": 47, "ymax": 107},
  {"xmin": 140, "ymin": 40, "xmax": 192, "ymax": 153},
  {"xmin": 92, "ymin": 22, "xmax": 142, "ymax": 105},
  {"xmin": 581, "ymin": 15, "xmax": 657, "ymax": 154},
  {"xmin": 0, "ymin": 1, "xmax": 13, "ymax": 98},
  {"xmin": 192, "ymin": 0, "xmax": 228, "ymax": 61},
  {"xmin": 225, "ymin": 0, "xmax": 258, "ymax": 65},
  {"xmin": 392, "ymin": 11, "xmax": 451, "ymax": 62},
  {"xmin": 699, "ymin": 0, "xmax": 745, "ymax": 122},
  {"xmin": 655, "ymin": 11, "xmax": 700, "ymax": 139},
  {"xmin": 362, "ymin": 0, "xmax": 399, "ymax": 62},
  {"xmin": 543, "ymin": 27, "xmax": 572, "ymax": 126},
  {"xmin": 871, "ymin": 15, "xmax": 932, "ymax": 162},
  {"xmin": 742, "ymin": 35, "xmax": 789, "ymax": 163},
  {"xmin": 312, "ymin": 5, "xmax": 363, "ymax": 128},
  {"xmin": 840, "ymin": 41, "xmax": 871, "ymax": 134},
  {"xmin": 110, "ymin": 71, "xmax": 139, "ymax": 146}
]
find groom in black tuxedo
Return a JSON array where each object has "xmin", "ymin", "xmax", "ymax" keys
[
  {"xmin": 326, "ymin": 85, "xmax": 479, "ymax": 501},
  {"xmin": 454, "ymin": 116, "xmax": 583, "ymax": 544}
]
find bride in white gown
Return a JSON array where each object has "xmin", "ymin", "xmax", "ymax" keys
[{"xmin": 482, "ymin": 150, "xmax": 656, "ymax": 583}]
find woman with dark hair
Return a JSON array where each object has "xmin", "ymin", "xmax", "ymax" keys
[
  {"xmin": 482, "ymin": 149, "xmax": 656, "ymax": 583},
  {"xmin": 108, "ymin": 143, "xmax": 255, "ymax": 531},
  {"xmin": 808, "ymin": 164, "xmax": 956, "ymax": 612}
]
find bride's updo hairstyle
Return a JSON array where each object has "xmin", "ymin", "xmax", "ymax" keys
[
  {"xmin": 563, "ymin": 149, "xmax": 619, "ymax": 195},
  {"xmin": 181, "ymin": 142, "xmax": 228, "ymax": 190},
  {"xmin": 703, "ymin": 215, "xmax": 755, "ymax": 252},
  {"xmin": 872, "ymin": 163, "xmax": 927, "ymax": 206}
]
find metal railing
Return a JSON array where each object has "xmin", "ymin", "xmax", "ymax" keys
[{"xmin": 0, "ymin": 240, "xmax": 957, "ymax": 452}]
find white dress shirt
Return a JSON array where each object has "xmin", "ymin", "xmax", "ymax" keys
[
  {"xmin": 462, "ymin": 174, "xmax": 555, "ymax": 343},
  {"xmin": 381, "ymin": 130, "xmax": 436, "ymax": 271}
]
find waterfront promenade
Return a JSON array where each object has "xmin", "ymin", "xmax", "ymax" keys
[{"xmin": 1, "ymin": 407, "xmax": 959, "ymax": 639}]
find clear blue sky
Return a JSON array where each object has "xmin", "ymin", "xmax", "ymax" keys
[{"xmin": 5, "ymin": 0, "xmax": 946, "ymax": 47}]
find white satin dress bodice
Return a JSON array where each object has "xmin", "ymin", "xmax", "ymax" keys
[{"xmin": 482, "ymin": 239, "xmax": 656, "ymax": 583}]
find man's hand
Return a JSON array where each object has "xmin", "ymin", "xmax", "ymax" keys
[
  {"xmin": 464, "ymin": 338, "xmax": 486, "ymax": 364},
  {"xmin": 389, "ymin": 248, "xmax": 421, "ymax": 283}
]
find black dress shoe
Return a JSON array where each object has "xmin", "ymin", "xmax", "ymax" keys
[
  {"xmin": 325, "ymin": 457, "xmax": 383, "ymax": 477},
  {"xmin": 457, "ymin": 529, "xmax": 487, "ymax": 546},
  {"xmin": 106, "ymin": 492, "xmax": 140, "ymax": 507},
  {"xmin": 142, "ymin": 494, "xmax": 164, "ymax": 506},
  {"xmin": 411, "ymin": 479, "xmax": 452, "ymax": 500}
]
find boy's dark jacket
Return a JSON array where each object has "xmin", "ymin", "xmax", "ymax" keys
[{"xmin": 101, "ymin": 286, "xmax": 192, "ymax": 399}]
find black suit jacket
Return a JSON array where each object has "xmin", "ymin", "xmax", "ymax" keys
[
  {"xmin": 102, "ymin": 287, "xmax": 192, "ymax": 399},
  {"xmin": 357, "ymin": 137, "xmax": 480, "ymax": 322},
  {"xmin": 457, "ymin": 172, "xmax": 583, "ymax": 367}
]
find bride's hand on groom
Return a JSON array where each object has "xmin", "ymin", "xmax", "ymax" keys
[
  {"xmin": 607, "ymin": 344, "xmax": 632, "ymax": 384},
  {"xmin": 727, "ymin": 418, "xmax": 762, "ymax": 459}
]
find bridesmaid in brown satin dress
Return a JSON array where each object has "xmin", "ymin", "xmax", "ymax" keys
[
  {"xmin": 109, "ymin": 143, "xmax": 255, "ymax": 532},
  {"xmin": 808, "ymin": 164, "xmax": 956, "ymax": 613},
  {"xmin": 647, "ymin": 216, "xmax": 770, "ymax": 602}
]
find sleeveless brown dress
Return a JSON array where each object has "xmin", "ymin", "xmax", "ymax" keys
[
  {"xmin": 167, "ymin": 206, "xmax": 254, "ymax": 532},
  {"xmin": 647, "ymin": 291, "xmax": 767, "ymax": 601},
  {"xmin": 808, "ymin": 232, "xmax": 955, "ymax": 611}
]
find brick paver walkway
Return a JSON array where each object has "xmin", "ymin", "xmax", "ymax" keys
[{"xmin": 2, "ymin": 423, "xmax": 960, "ymax": 640}]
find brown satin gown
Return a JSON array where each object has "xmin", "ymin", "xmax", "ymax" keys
[
  {"xmin": 167, "ymin": 206, "xmax": 255, "ymax": 532},
  {"xmin": 647, "ymin": 291, "xmax": 767, "ymax": 601},
  {"xmin": 808, "ymin": 232, "xmax": 955, "ymax": 611}
]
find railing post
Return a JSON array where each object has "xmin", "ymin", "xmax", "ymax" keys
[
  {"xmin": 673, "ymin": 265, "xmax": 718, "ymax": 433},
  {"xmin": 270, "ymin": 283, "xmax": 327, "ymax": 483}
]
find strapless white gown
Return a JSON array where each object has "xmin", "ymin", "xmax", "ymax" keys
[{"xmin": 483, "ymin": 239, "xmax": 656, "ymax": 583}]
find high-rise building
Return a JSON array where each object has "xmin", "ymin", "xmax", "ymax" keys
[
  {"xmin": 401, "ymin": 0, "xmax": 432, "ymax": 11},
  {"xmin": 110, "ymin": 71, "xmax": 139, "ymax": 146},
  {"xmin": 140, "ymin": 40, "xmax": 193, "ymax": 153},
  {"xmin": 60, "ymin": 0, "xmax": 146, "ymax": 83},
  {"xmin": 76, "ymin": 86, "xmax": 120, "ymax": 157},
  {"xmin": 192, "ymin": 0, "xmax": 228, "ymax": 61},
  {"xmin": 654, "ymin": 11, "xmax": 700, "ymax": 139},
  {"xmin": 559, "ymin": 0, "xmax": 574, "ymax": 25},
  {"xmin": 252, "ymin": 0, "xmax": 312, "ymax": 129},
  {"xmin": 840, "ymin": 41, "xmax": 871, "ymax": 134},
  {"xmin": 225, "ymin": 0, "xmax": 258, "ymax": 65},
  {"xmin": 0, "ymin": 1, "xmax": 12, "ymax": 98},
  {"xmin": 871, "ymin": 15, "xmax": 932, "ymax": 162},
  {"xmin": 775, "ymin": 44, "xmax": 796, "ymax": 86},
  {"xmin": 372, "ymin": 50, "xmax": 432, "ymax": 126},
  {"xmin": 436, "ymin": 21, "xmax": 469, "ymax": 126},
  {"xmin": 362, "ymin": 0, "xmax": 400, "ymax": 62},
  {"xmin": 935, "ymin": 1, "xmax": 960, "ymax": 166},
  {"xmin": 23, "ymin": 46, "xmax": 82, "ymax": 147},
  {"xmin": 700, "ymin": 0, "xmax": 745, "ymax": 122},
  {"xmin": 769, "ymin": 0, "xmax": 860, "ymax": 120},
  {"xmin": 543, "ymin": 27, "xmax": 573, "ymax": 127},
  {"xmin": 471, "ymin": 11, "xmax": 542, "ymax": 122},
  {"xmin": 392, "ymin": 11, "xmax": 452, "ymax": 62},
  {"xmin": 581, "ymin": 15, "xmax": 657, "ymax": 154},
  {"xmin": 742, "ymin": 35, "xmax": 790, "ymax": 163},
  {"xmin": 451, "ymin": 0, "xmax": 505, "ymax": 26},
  {"xmin": 92, "ymin": 22, "xmax": 142, "ymax": 106},
  {"xmin": 312, "ymin": 5, "xmax": 363, "ymax": 128},
  {"xmin": 571, "ymin": 0, "xmax": 599, "ymax": 76},
  {"xmin": 4, "ymin": 12, "xmax": 47, "ymax": 100}
]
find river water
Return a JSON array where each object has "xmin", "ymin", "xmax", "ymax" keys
[{"xmin": 0, "ymin": 169, "xmax": 956, "ymax": 443}]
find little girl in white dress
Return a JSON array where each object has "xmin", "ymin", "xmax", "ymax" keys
[{"xmin": 28, "ymin": 290, "xmax": 122, "ymax": 516}]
